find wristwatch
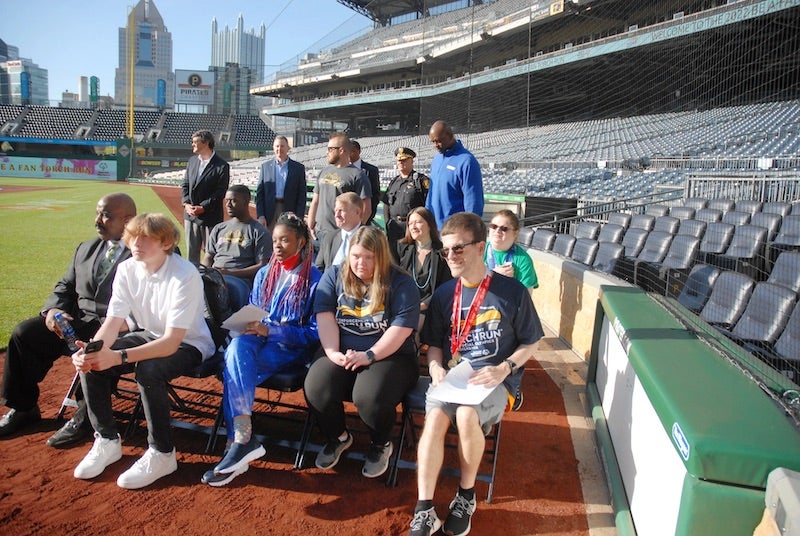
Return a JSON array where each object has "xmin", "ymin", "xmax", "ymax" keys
[
  {"xmin": 365, "ymin": 349, "xmax": 377, "ymax": 364},
  {"xmin": 503, "ymin": 358, "xmax": 517, "ymax": 374},
  {"xmin": 119, "ymin": 348, "xmax": 128, "ymax": 365}
]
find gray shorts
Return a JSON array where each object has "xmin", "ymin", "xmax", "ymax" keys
[{"xmin": 425, "ymin": 383, "xmax": 509, "ymax": 435}]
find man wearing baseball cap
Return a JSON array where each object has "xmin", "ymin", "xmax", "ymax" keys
[{"xmin": 382, "ymin": 147, "xmax": 429, "ymax": 250}]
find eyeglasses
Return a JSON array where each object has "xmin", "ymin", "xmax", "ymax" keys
[
  {"xmin": 489, "ymin": 223, "xmax": 514, "ymax": 233},
  {"xmin": 326, "ymin": 146, "xmax": 341, "ymax": 152},
  {"xmin": 440, "ymin": 240, "xmax": 481, "ymax": 257}
]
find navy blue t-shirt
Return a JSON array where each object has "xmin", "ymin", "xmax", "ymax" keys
[
  {"xmin": 314, "ymin": 265, "xmax": 420, "ymax": 355},
  {"xmin": 421, "ymin": 272, "xmax": 544, "ymax": 394}
]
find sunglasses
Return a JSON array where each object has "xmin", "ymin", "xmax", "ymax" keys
[
  {"xmin": 440, "ymin": 240, "xmax": 481, "ymax": 257},
  {"xmin": 489, "ymin": 223, "xmax": 514, "ymax": 233}
]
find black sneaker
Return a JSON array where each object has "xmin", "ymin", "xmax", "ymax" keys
[
  {"xmin": 443, "ymin": 493, "xmax": 476, "ymax": 536},
  {"xmin": 512, "ymin": 388, "xmax": 523, "ymax": 411},
  {"xmin": 201, "ymin": 463, "xmax": 249, "ymax": 487},
  {"xmin": 409, "ymin": 507, "xmax": 441, "ymax": 536},
  {"xmin": 362, "ymin": 441, "xmax": 393, "ymax": 478},
  {"xmin": 214, "ymin": 435, "xmax": 266, "ymax": 474},
  {"xmin": 315, "ymin": 432, "xmax": 353, "ymax": 470}
]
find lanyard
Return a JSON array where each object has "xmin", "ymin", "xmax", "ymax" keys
[{"xmin": 449, "ymin": 272, "xmax": 493, "ymax": 363}]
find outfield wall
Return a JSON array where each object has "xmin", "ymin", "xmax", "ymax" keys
[{"xmin": 0, "ymin": 155, "xmax": 117, "ymax": 180}]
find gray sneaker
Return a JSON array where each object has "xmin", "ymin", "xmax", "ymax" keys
[
  {"xmin": 315, "ymin": 432, "xmax": 353, "ymax": 470},
  {"xmin": 443, "ymin": 493, "xmax": 476, "ymax": 536},
  {"xmin": 409, "ymin": 507, "xmax": 441, "ymax": 536},
  {"xmin": 362, "ymin": 441, "xmax": 393, "ymax": 478}
]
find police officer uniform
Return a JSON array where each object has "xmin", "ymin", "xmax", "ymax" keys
[{"xmin": 382, "ymin": 147, "xmax": 430, "ymax": 246}]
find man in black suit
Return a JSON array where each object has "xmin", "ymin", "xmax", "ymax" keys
[
  {"xmin": 181, "ymin": 130, "xmax": 230, "ymax": 263},
  {"xmin": 315, "ymin": 192, "xmax": 363, "ymax": 272},
  {"xmin": 350, "ymin": 140, "xmax": 381, "ymax": 226},
  {"xmin": 256, "ymin": 135, "xmax": 307, "ymax": 229},
  {"xmin": 0, "ymin": 193, "xmax": 137, "ymax": 445}
]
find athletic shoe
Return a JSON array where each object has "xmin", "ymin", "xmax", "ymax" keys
[
  {"xmin": 512, "ymin": 388, "xmax": 523, "ymax": 411},
  {"xmin": 74, "ymin": 432, "xmax": 122, "ymax": 479},
  {"xmin": 315, "ymin": 432, "xmax": 353, "ymax": 470},
  {"xmin": 409, "ymin": 507, "xmax": 442, "ymax": 536},
  {"xmin": 214, "ymin": 436, "xmax": 266, "ymax": 474},
  {"xmin": 47, "ymin": 402, "xmax": 92, "ymax": 448},
  {"xmin": 443, "ymin": 493, "xmax": 476, "ymax": 536},
  {"xmin": 362, "ymin": 441, "xmax": 393, "ymax": 478},
  {"xmin": 116, "ymin": 447, "xmax": 177, "ymax": 489},
  {"xmin": 0, "ymin": 406, "xmax": 41, "ymax": 437},
  {"xmin": 202, "ymin": 463, "xmax": 249, "ymax": 487}
]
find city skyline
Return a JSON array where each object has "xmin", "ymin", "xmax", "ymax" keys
[{"xmin": 1, "ymin": 0, "xmax": 371, "ymax": 103}]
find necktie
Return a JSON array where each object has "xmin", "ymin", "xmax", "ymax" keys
[
  {"xmin": 97, "ymin": 242, "xmax": 120, "ymax": 281},
  {"xmin": 332, "ymin": 233, "xmax": 349, "ymax": 266}
]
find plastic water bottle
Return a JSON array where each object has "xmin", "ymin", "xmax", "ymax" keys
[{"xmin": 54, "ymin": 312, "xmax": 79, "ymax": 352}]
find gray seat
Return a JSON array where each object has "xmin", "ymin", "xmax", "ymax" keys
[
  {"xmin": 762, "ymin": 201, "xmax": 791, "ymax": 218},
  {"xmin": 570, "ymin": 238, "xmax": 599, "ymax": 265},
  {"xmin": 699, "ymin": 222, "xmax": 735, "ymax": 262},
  {"xmin": 767, "ymin": 251, "xmax": 800, "ymax": 294},
  {"xmin": 607, "ymin": 212, "xmax": 631, "ymax": 228},
  {"xmin": 695, "ymin": 208, "xmax": 723, "ymax": 224},
  {"xmin": 677, "ymin": 219, "xmax": 706, "ymax": 239},
  {"xmin": 620, "ymin": 228, "xmax": 649, "ymax": 258},
  {"xmin": 531, "ymin": 228, "xmax": 556, "ymax": 251},
  {"xmin": 772, "ymin": 215, "xmax": 800, "ymax": 249},
  {"xmin": 653, "ymin": 216, "xmax": 680, "ymax": 234},
  {"xmin": 629, "ymin": 214, "xmax": 655, "ymax": 232},
  {"xmin": 735, "ymin": 200, "xmax": 763, "ymax": 215},
  {"xmin": 677, "ymin": 264, "xmax": 721, "ymax": 312},
  {"xmin": 700, "ymin": 271, "xmax": 756, "ymax": 329},
  {"xmin": 683, "ymin": 197, "xmax": 708, "ymax": 211},
  {"xmin": 517, "ymin": 226, "xmax": 535, "ymax": 246},
  {"xmin": 574, "ymin": 221, "xmax": 601, "ymax": 240},
  {"xmin": 707, "ymin": 198, "xmax": 735, "ymax": 213},
  {"xmin": 615, "ymin": 231, "xmax": 673, "ymax": 283},
  {"xmin": 551, "ymin": 233, "xmax": 576, "ymax": 257},
  {"xmin": 597, "ymin": 223, "xmax": 624, "ymax": 244},
  {"xmin": 645, "ymin": 204, "xmax": 670, "ymax": 217},
  {"xmin": 717, "ymin": 282, "xmax": 796, "ymax": 349},
  {"xmin": 669, "ymin": 206, "xmax": 696, "ymax": 221},
  {"xmin": 713, "ymin": 225, "xmax": 768, "ymax": 278},
  {"xmin": 592, "ymin": 242, "xmax": 624, "ymax": 274},
  {"xmin": 750, "ymin": 212, "xmax": 782, "ymax": 242},
  {"xmin": 721, "ymin": 210, "xmax": 751, "ymax": 227},
  {"xmin": 638, "ymin": 235, "xmax": 701, "ymax": 294}
]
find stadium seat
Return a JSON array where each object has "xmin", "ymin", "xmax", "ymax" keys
[
  {"xmin": 766, "ymin": 251, "xmax": 800, "ymax": 294},
  {"xmin": 700, "ymin": 271, "xmax": 756, "ymax": 329},
  {"xmin": 669, "ymin": 206, "xmax": 696, "ymax": 221},
  {"xmin": 597, "ymin": 223, "xmax": 624, "ymax": 244},
  {"xmin": 707, "ymin": 198, "xmax": 736, "ymax": 213},
  {"xmin": 620, "ymin": 228, "xmax": 649, "ymax": 258},
  {"xmin": 683, "ymin": 197, "xmax": 708, "ymax": 211},
  {"xmin": 711, "ymin": 225, "xmax": 768, "ymax": 279},
  {"xmin": 653, "ymin": 216, "xmax": 680, "ymax": 234},
  {"xmin": 517, "ymin": 226, "xmax": 535, "ymax": 246},
  {"xmin": 677, "ymin": 264, "xmax": 721, "ymax": 313},
  {"xmin": 645, "ymin": 204, "xmax": 670, "ymax": 217},
  {"xmin": 531, "ymin": 228, "xmax": 556, "ymax": 251},
  {"xmin": 750, "ymin": 212, "xmax": 782, "ymax": 242},
  {"xmin": 744, "ymin": 301, "xmax": 800, "ymax": 378},
  {"xmin": 762, "ymin": 201, "xmax": 792, "ymax": 218},
  {"xmin": 699, "ymin": 222, "xmax": 735, "ymax": 263},
  {"xmin": 574, "ymin": 221, "xmax": 601, "ymax": 240},
  {"xmin": 638, "ymin": 235, "xmax": 701, "ymax": 294},
  {"xmin": 716, "ymin": 282, "xmax": 796, "ymax": 349},
  {"xmin": 721, "ymin": 210, "xmax": 751, "ymax": 226},
  {"xmin": 592, "ymin": 242, "xmax": 624, "ymax": 274},
  {"xmin": 614, "ymin": 231, "xmax": 673, "ymax": 283},
  {"xmin": 695, "ymin": 208, "xmax": 723, "ymax": 224},
  {"xmin": 607, "ymin": 212, "xmax": 631, "ymax": 228},
  {"xmin": 551, "ymin": 233, "xmax": 577, "ymax": 257},
  {"xmin": 735, "ymin": 200, "xmax": 763, "ymax": 215},
  {"xmin": 677, "ymin": 219, "xmax": 706, "ymax": 239},
  {"xmin": 770, "ymin": 215, "xmax": 800, "ymax": 257},
  {"xmin": 570, "ymin": 238, "xmax": 599, "ymax": 265},
  {"xmin": 629, "ymin": 214, "xmax": 655, "ymax": 232}
]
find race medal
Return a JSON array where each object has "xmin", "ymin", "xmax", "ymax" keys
[
  {"xmin": 449, "ymin": 272, "xmax": 493, "ymax": 366},
  {"xmin": 448, "ymin": 352, "xmax": 461, "ymax": 368}
]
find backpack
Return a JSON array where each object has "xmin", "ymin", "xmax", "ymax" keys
[{"xmin": 197, "ymin": 264, "xmax": 233, "ymax": 348}]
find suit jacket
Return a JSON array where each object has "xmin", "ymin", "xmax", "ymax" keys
[
  {"xmin": 256, "ymin": 157, "xmax": 307, "ymax": 222},
  {"xmin": 314, "ymin": 229, "xmax": 344, "ymax": 272},
  {"xmin": 42, "ymin": 238, "xmax": 132, "ymax": 329},
  {"xmin": 181, "ymin": 152, "xmax": 230, "ymax": 227},
  {"xmin": 360, "ymin": 160, "xmax": 381, "ymax": 225}
]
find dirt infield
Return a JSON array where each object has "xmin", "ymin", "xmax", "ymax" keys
[{"xmin": 0, "ymin": 183, "xmax": 591, "ymax": 536}]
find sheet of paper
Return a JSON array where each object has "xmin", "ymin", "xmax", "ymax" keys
[
  {"xmin": 220, "ymin": 304, "xmax": 268, "ymax": 335},
  {"xmin": 426, "ymin": 360, "xmax": 495, "ymax": 405}
]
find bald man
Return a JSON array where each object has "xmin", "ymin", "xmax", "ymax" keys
[
  {"xmin": 0, "ymin": 193, "xmax": 137, "ymax": 447},
  {"xmin": 425, "ymin": 120, "xmax": 484, "ymax": 229}
]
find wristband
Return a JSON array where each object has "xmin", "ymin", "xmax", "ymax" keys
[
  {"xmin": 365, "ymin": 349, "xmax": 377, "ymax": 364},
  {"xmin": 503, "ymin": 358, "xmax": 517, "ymax": 374},
  {"xmin": 119, "ymin": 348, "xmax": 128, "ymax": 365}
]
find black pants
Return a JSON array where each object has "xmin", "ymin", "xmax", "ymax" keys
[
  {"xmin": 304, "ymin": 352, "xmax": 418, "ymax": 445},
  {"xmin": 2, "ymin": 316, "xmax": 100, "ymax": 411},
  {"xmin": 81, "ymin": 332, "xmax": 201, "ymax": 452}
]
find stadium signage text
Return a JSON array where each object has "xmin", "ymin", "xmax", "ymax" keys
[
  {"xmin": 175, "ymin": 69, "xmax": 215, "ymax": 105},
  {"xmin": 0, "ymin": 156, "xmax": 116, "ymax": 180}
]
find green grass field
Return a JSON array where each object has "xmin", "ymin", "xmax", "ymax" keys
[{"xmin": 0, "ymin": 178, "xmax": 181, "ymax": 346}]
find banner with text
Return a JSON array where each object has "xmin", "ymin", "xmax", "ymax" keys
[
  {"xmin": 0, "ymin": 156, "xmax": 116, "ymax": 180},
  {"xmin": 175, "ymin": 70, "xmax": 215, "ymax": 105}
]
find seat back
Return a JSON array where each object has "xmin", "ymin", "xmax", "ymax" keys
[
  {"xmin": 629, "ymin": 214, "xmax": 655, "ymax": 231},
  {"xmin": 724, "ymin": 225, "xmax": 767, "ymax": 260},
  {"xmin": 750, "ymin": 212, "xmax": 782, "ymax": 242},
  {"xmin": 700, "ymin": 222, "xmax": 735, "ymax": 255},
  {"xmin": 531, "ymin": 228, "xmax": 556, "ymax": 251},
  {"xmin": 517, "ymin": 226, "xmax": 535, "ymax": 246},
  {"xmin": 731, "ymin": 282, "xmax": 796, "ymax": 345},
  {"xmin": 722, "ymin": 210, "xmax": 751, "ymax": 226},
  {"xmin": 575, "ymin": 221, "xmax": 601, "ymax": 240},
  {"xmin": 654, "ymin": 216, "xmax": 680, "ymax": 234},
  {"xmin": 669, "ymin": 206, "xmax": 696, "ymax": 221},
  {"xmin": 621, "ymin": 228, "xmax": 648, "ymax": 258},
  {"xmin": 570, "ymin": 238, "xmax": 599, "ymax": 265},
  {"xmin": 683, "ymin": 197, "xmax": 708, "ymax": 211},
  {"xmin": 677, "ymin": 219, "xmax": 706, "ymax": 239},
  {"xmin": 607, "ymin": 212, "xmax": 631, "ymax": 228},
  {"xmin": 767, "ymin": 250, "xmax": 800, "ymax": 294},
  {"xmin": 695, "ymin": 208, "xmax": 723, "ymax": 224},
  {"xmin": 635, "ymin": 231, "xmax": 673, "ymax": 263},
  {"xmin": 598, "ymin": 223, "xmax": 624, "ymax": 243},
  {"xmin": 774, "ymin": 302, "xmax": 800, "ymax": 361},
  {"xmin": 773, "ymin": 215, "xmax": 800, "ymax": 247},
  {"xmin": 592, "ymin": 242, "xmax": 624, "ymax": 274},
  {"xmin": 661, "ymin": 235, "xmax": 701, "ymax": 270},
  {"xmin": 700, "ymin": 271, "xmax": 756, "ymax": 327},
  {"xmin": 735, "ymin": 200, "xmax": 763, "ymax": 215},
  {"xmin": 551, "ymin": 233, "xmax": 576, "ymax": 257},
  {"xmin": 762, "ymin": 201, "xmax": 791, "ymax": 218},
  {"xmin": 197, "ymin": 265, "xmax": 233, "ymax": 348},
  {"xmin": 645, "ymin": 204, "xmax": 670, "ymax": 217},
  {"xmin": 707, "ymin": 198, "xmax": 735, "ymax": 213},
  {"xmin": 677, "ymin": 264, "xmax": 721, "ymax": 312}
]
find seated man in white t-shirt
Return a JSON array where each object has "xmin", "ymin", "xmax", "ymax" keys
[{"xmin": 71, "ymin": 213, "xmax": 215, "ymax": 490}]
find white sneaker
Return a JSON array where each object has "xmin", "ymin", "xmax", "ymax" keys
[
  {"xmin": 116, "ymin": 447, "xmax": 178, "ymax": 489},
  {"xmin": 74, "ymin": 432, "xmax": 122, "ymax": 479}
]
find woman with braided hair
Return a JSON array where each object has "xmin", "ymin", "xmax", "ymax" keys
[{"xmin": 203, "ymin": 212, "xmax": 322, "ymax": 486}]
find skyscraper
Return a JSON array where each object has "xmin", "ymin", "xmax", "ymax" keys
[
  {"xmin": 0, "ymin": 38, "xmax": 49, "ymax": 106},
  {"xmin": 115, "ymin": 0, "xmax": 174, "ymax": 109},
  {"xmin": 211, "ymin": 15, "xmax": 266, "ymax": 84}
]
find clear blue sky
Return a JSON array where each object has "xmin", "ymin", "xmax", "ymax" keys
[{"xmin": 1, "ymin": 0, "xmax": 372, "ymax": 102}]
